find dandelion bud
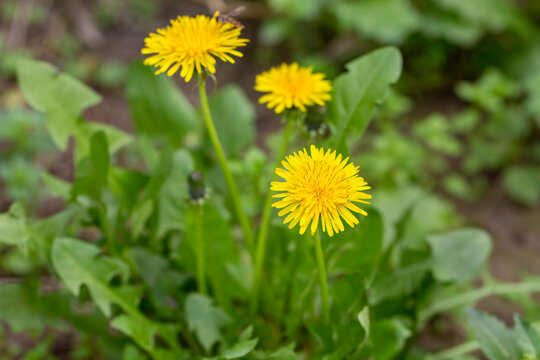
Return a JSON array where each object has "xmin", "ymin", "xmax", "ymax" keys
[{"xmin": 188, "ymin": 171, "xmax": 207, "ymax": 205}]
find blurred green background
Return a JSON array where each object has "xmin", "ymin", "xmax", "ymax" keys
[{"xmin": 1, "ymin": 0, "xmax": 539, "ymax": 358}]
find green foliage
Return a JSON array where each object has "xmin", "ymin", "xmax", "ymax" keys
[
  {"xmin": 16, "ymin": 59, "xmax": 101, "ymax": 150},
  {"xmin": 209, "ymin": 85, "xmax": 255, "ymax": 157},
  {"xmin": 3, "ymin": 27, "xmax": 539, "ymax": 359},
  {"xmin": 428, "ymin": 228, "xmax": 492, "ymax": 283},
  {"xmin": 126, "ymin": 61, "xmax": 198, "ymax": 147},
  {"xmin": 502, "ymin": 165, "xmax": 540, "ymax": 207},
  {"xmin": 185, "ymin": 293, "xmax": 231, "ymax": 351},
  {"xmin": 333, "ymin": 0, "xmax": 420, "ymax": 44},
  {"xmin": 467, "ymin": 309, "xmax": 521, "ymax": 360},
  {"xmin": 328, "ymin": 47, "xmax": 402, "ymax": 152}
]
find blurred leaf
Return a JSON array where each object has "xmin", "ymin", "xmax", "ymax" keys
[
  {"xmin": 524, "ymin": 70, "xmax": 540, "ymax": 129},
  {"xmin": 451, "ymin": 109, "xmax": 481, "ymax": 133},
  {"xmin": 502, "ymin": 165, "xmax": 540, "ymax": 207},
  {"xmin": 428, "ymin": 228, "xmax": 492, "ymax": 283},
  {"xmin": 221, "ymin": 326, "xmax": 259, "ymax": 359},
  {"xmin": 52, "ymin": 237, "xmax": 131, "ymax": 317},
  {"xmin": 185, "ymin": 293, "xmax": 231, "ymax": 351},
  {"xmin": 42, "ymin": 173, "xmax": 71, "ymax": 200},
  {"xmin": 332, "ymin": 0, "xmax": 420, "ymax": 43},
  {"xmin": 442, "ymin": 174, "xmax": 478, "ymax": 201},
  {"xmin": 155, "ymin": 149, "xmax": 194, "ymax": 238},
  {"xmin": 401, "ymin": 195, "xmax": 457, "ymax": 249},
  {"xmin": 208, "ymin": 85, "xmax": 255, "ymax": 157},
  {"xmin": 456, "ymin": 69, "xmax": 520, "ymax": 112},
  {"xmin": 328, "ymin": 47, "xmax": 402, "ymax": 149},
  {"xmin": 126, "ymin": 62, "xmax": 198, "ymax": 147},
  {"xmin": 0, "ymin": 157, "xmax": 43, "ymax": 204},
  {"xmin": 52, "ymin": 237, "xmax": 171, "ymax": 352},
  {"xmin": 76, "ymin": 122, "xmax": 132, "ymax": 162},
  {"xmin": 467, "ymin": 309, "xmax": 521, "ymax": 360},
  {"xmin": 110, "ymin": 314, "xmax": 157, "ymax": 351},
  {"xmin": 373, "ymin": 186, "xmax": 424, "ymax": 250},
  {"xmin": 251, "ymin": 343, "xmax": 299, "ymax": 359},
  {"xmin": 71, "ymin": 131, "xmax": 110, "ymax": 201},
  {"xmin": 125, "ymin": 247, "xmax": 188, "ymax": 309},
  {"xmin": 181, "ymin": 203, "xmax": 241, "ymax": 302},
  {"xmin": 0, "ymin": 202, "xmax": 28, "ymax": 254},
  {"xmin": 0, "ymin": 280, "xmax": 117, "ymax": 352},
  {"xmin": 0, "ymin": 281, "xmax": 58, "ymax": 332},
  {"xmin": 420, "ymin": 12, "xmax": 482, "ymax": 45},
  {"xmin": 370, "ymin": 318, "xmax": 411, "ymax": 360},
  {"xmin": 108, "ymin": 167, "xmax": 149, "ymax": 211},
  {"xmin": 413, "ymin": 113, "xmax": 461, "ymax": 156},
  {"xmin": 268, "ymin": 0, "xmax": 327, "ymax": 20},
  {"xmin": 358, "ymin": 306, "xmax": 370, "ymax": 346},
  {"xmin": 369, "ymin": 260, "xmax": 430, "ymax": 305},
  {"xmin": 16, "ymin": 59, "xmax": 101, "ymax": 150},
  {"xmin": 514, "ymin": 314, "xmax": 540, "ymax": 359},
  {"xmin": 434, "ymin": 0, "xmax": 527, "ymax": 33},
  {"xmin": 328, "ymin": 208, "xmax": 383, "ymax": 280},
  {"xmin": 27, "ymin": 208, "xmax": 75, "ymax": 262}
]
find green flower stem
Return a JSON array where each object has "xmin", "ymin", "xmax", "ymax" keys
[
  {"xmin": 251, "ymin": 117, "xmax": 293, "ymax": 315},
  {"xmin": 195, "ymin": 206, "xmax": 207, "ymax": 295},
  {"xmin": 314, "ymin": 230, "xmax": 330, "ymax": 325},
  {"xmin": 198, "ymin": 78, "xmax": 253, "ymax": 250}
]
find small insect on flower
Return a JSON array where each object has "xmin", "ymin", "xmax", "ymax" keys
[
  {"xmin": 255, "ymin": 63, "xmax": 332, "ymax": 114},
  {"xmin": 271, "ymin": 145, "xmax": 371, "ymax": 237},
  {"xmin": 216, "ymin": 6, "xmax": 246, "ymax": 29},
  {"xmin": 141, "ymin": 12, "xmax": 249, "ymax": 82}
]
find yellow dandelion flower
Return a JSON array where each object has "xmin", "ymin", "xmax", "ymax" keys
[
  {"xmin": 271, "ymin": 145, "xmax": 371, "ymax": 237},
  {"xmin": 141, "ymin": 12, "xmax": 249, "ymax": 82},
  {"xmin": 255, "ymin": 63, "xmax": 332, "ymax": 114}
]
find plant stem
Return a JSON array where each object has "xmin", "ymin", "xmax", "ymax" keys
[
  {"xmin": 314, "ymin": 231, "xmax": 330, "ymax": 325},
  {"xmin": 251, "ymin": 118, "xmax": 293, "ymax": 315},
  {"xmin": 435, "ymin": 318, "xmax": 540, "ymax": 359},
  {"xmin": 195, "ymin": 206, "xmax": 207, "ymax": 295},
  {"xmin": 197, "ymin": 77, "xmax": 253, "ymax": 251},
  {"xmin": 419, "ymin": 280, "xmax": 540, "ymax": 324}
]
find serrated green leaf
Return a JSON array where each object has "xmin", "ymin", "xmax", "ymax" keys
[
  {"xmin": 185, "ymin": 293, "xmax": 231, "ymax": 351},
  {"xmin": 51, "ymin": 237, "xmax": 130, "ymax": 317},
  {"xmin": 514, "ymin": 314, "xmax": 540, "ymax": 359},
  {"xmin": 328, "ymin": 47, "xmax": 402, "ymax": 148},
  {"xmin": 16, "ymin": 59, "xmax": 101, "ymax": 150},
  {"xmin": 51, "ymin": 237, "xmax": 175, "ymax": 353},
  {"xmin": 428, "ymin": 228, "xmax": 492, "ymax": 283},
  {"xmin": 467, "ymin": 309, "xmax": 521, "ymax": 360}
]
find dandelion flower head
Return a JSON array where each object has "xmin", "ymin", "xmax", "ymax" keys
[
  {"xmin": 255, "ymin": 63, "xmax": 332, "ymax": 114},
  {"xmin": 271, "ymin": 145, "xmax": 371, "ymax": 237},
  {"xmin": 142, "ymin": 12, "xmax": 249, "ymax": 82}
]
